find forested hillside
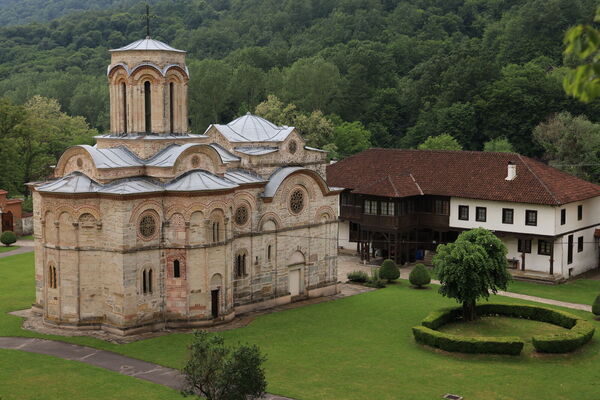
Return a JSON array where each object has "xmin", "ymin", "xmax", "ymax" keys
[
  {"xmin": 1, "ymin": 0, "xmax": 600, "ymax": 195},
  {"xmin": 0, "ymin": 0, "xmax": 154, "ymax": 27}
]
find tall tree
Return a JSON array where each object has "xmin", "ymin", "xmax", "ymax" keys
[
  {"xmin": 433, "ymin": 228, "xmax": 511, "ymax": 321},
  {"xmin": 19, "ymin": 96, "xmax": 96, "ymax": 191},
  {"xmin": 533, "ymin": 112, "xmax": 600, "ymax": 183}
]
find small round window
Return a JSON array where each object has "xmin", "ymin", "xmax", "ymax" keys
[
  {"xmin": 290, "ymin": 189, "xmax": 304, "ymax": 214},
  {"xmin": 139, "ymin": 214, "xmax": 157, "ymax": 239},
  {"xmin": 76, "ymin": 158, "xmax": 83, "ymax": 168},
  {"xmin": 288, "ymin": 140, "xmax": 297, "ymax": 154},
  {"xmin": 191, "ymin": 155, "xmax": 200, "ymax": 168},
  {"xmin": 235, "ymin": 206, "xmax": 249, "ymax": 226}
]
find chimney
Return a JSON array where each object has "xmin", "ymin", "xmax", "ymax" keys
[{"xmin": 505, "ymin": 161, "xmax": 517, "ymax": 181}]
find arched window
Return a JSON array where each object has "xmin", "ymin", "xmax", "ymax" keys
[
  {"xmin": 212, "ymin": 222, "xmax": 220, "ymax": 242},
  {"xmin": 121, "ymin": 82, "xmax": 127, "ymax": 133},
  {"xmin": 267, "ymin": 245, "xmax": 272, "ymax": 261},
  {"xmin": 142, "ymin": 269, "xmax": 153, "ymax": 294},
  {"xmin": 173, "ymin": 260, "xmax": 180, "ymax": 278},
  {"xmin": 48, "ymin": 265, "xmax": 57, "ymax": 289},
  {"xmin": 235, "ymin": 253, "xmax": 247, "ymax": 278},
  {"xmin": 169, "ymin": 82, "xmax": 175, "ymax": 133},
  {"xmin": 142, "ymin": 269, "xmax": 147, "ymax": 294},
  {"xmin": 144, "ymin": 81, "xmax": 152, "ymax": 133}
]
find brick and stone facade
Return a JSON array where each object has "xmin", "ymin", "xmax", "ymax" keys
[{"xmin": 30, "ymin": 38, "xmax": 340, "ymax": 335}]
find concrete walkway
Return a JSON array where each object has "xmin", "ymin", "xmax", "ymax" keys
[
  {"xmin": 0, "ymin": 337, "xmax": 293, "ymax": 400},
  {"xmin": 0, "ymin": 244, "xmax": 33, "ymax": 258}
]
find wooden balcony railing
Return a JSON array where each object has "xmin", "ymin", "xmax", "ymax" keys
[{"xmin": 340, "ymin": 205, "xmax": 449, "ymax": 230}]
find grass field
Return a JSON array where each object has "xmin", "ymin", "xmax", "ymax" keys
[
  {"xmin": 507, "ymin": 278, "xmax": 600, "ymax": 306},
  {"xmin": 0, "ymin": 245, "xmax": 19, "ymax": 253},
  {"xmin": 0, "ymin": 349, "xmax": 182, "ymax": 400},
  {"xmin": 3, "ymin": 253, "xmax": 600, "ymax": 400}
]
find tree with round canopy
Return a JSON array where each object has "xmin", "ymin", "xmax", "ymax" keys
[{"xmin": 433, "ymin": 228, "xmax": 511, "ymax": 321}]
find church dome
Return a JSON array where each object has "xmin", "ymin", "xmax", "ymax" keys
[
  {"xmin": 212, "ymin": 113, "xmax": 294, "ymax": 142},
  {"xmin": 110, "ymin": 37, "xmax": 185, "ymax": 53}
]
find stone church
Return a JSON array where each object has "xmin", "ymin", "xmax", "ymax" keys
[{"xmin": 30, "ymin": 37, "xmax": 340, "ymax": 335}]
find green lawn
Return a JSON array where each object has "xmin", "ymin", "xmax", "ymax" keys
[
  {"xmin": 3, "ymin": 253, "xmax": 600, "ymax": 399},
  {"xmin": 0, "ymin": 349, "xmax": 182, "ymax": 400},
  {"xmin": 0, "ymin": 245, "xmax": 19, "ymax": 253},
  {"xmin": 19, "ymin": 235, "xmax": 34, "ymax": 241},
  {"xmin": 507, "ymin": 278, "xmax": 600, "ymax": 306}
]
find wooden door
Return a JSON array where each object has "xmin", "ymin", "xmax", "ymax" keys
[
  {"xmin": 289, "ymin": 269, "xmax": 300, "ymax": 296},
  {"xmin": 1, "ymin": 212, "xmax": 13, "ymax": 232},
  {"xmin": 211, "ymin": 289, "xmax": 219, "ymax": 318}
]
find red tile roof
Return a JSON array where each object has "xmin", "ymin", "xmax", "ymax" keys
[{"xmin": 326, "ymin": 149, "xmax": 600, "ymax": 205}]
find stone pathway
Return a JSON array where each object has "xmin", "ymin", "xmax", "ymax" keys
[
  {"xmin": 0, "ymin": 244, "xmax": 33, "ymax": 258},
  {"xmin": 0, "ymin": 337, "xmax": 294, "ymax": 400}
]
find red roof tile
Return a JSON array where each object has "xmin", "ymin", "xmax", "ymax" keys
[{"xmin": 326, "ymin": 149, "xmax": 600, "ymax": 205}]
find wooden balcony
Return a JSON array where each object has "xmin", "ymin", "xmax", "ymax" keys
[{"xmin": 340, "ymin": 205, "xmax": 449, "ymax": 230}]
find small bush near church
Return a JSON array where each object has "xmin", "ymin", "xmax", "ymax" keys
[
  {"xmin": 592, "ymin": 294, "xmax": 600, "ymax": 317},
  {"xmin": 379, "ymin": 259, "xmax": 400, "ymax": 283},
  {"xmin": 409, "ymin": 264, "xmax": 431, "ymax": 288},
  {"xmin": 0, "ymin": 231, "xmax": 16, "ymax": 246},
  {"xmin": 347, "ymin": 271, "xmax": 369, "ymax": 283}
]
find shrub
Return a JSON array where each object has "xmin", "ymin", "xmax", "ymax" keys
[
  {"xmin": 592, "ymin": 294, "xmax": 600, "ymax": 317},
  {"xmin": 364, "ymin": 278, "xmax": 386, "ymax": 288},
  {"xmin": 181, "ymin": 330, "xmax": 267, "ymax": 400},
  {"xmin": 409, "ymin": 264, "xmax": 431, "ymax": 288},
  {"xmin": 378, "ymin": 259, "xmax": 400, "ymax": 282},
  {"xmin": 0, "ymin": 231, "xmax": 16, "ymax": 246},
  {"xmin": 347, "ymin": 270, "xmax": 369, "ymax": 283}
]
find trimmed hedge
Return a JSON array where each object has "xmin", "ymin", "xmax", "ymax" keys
[
  {"xmin": 532, "ymin": 319, "xmax": 595, "ymax": 353},
  {"xmin": 413, "ymin": 302, "xmax": 595, "ymax": 355},
  {"xmin": 412, "ymin": 325, "xmax": 523, "ymax": 355}
]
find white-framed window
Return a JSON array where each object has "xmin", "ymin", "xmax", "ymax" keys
[
  {"xmin": 364, "ymin": 200, "xmax": 378, "ymax": 215},
  {"xmin": 380, "ymin": 202, "xmax": 395, "ymax": 216}
]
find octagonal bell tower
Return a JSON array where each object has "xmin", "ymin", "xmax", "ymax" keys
[{"xmin": 107, "ymin": 37, "xmax": 189, "ymax": 136}]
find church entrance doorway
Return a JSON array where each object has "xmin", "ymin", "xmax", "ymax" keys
[
  {"xmin": 1, "ymin": 211, "xmax": 13, "ymax": 232},
  {"xmin": 288, "ymin": 268, "xmax": 301, "ymax": 296}
]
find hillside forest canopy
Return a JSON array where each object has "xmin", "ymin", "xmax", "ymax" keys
[{"xmin": 2, "ymin": 0, "xmax": 600, "ymax": 199}]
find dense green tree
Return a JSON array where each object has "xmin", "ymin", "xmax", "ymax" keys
[
  {"xmin": 19, "ymin": 96, "xmax": 96, "ymax": 191},
  {"xmin": 418, "ymin": 134, "xmax": 463, "ymax": 151},
  {"xmin": 533, "ymin": 112, "xmax": 600, "ymax": 183},
  {"xmin": 483, "ymin": 137, "xmax": 515, "ymax": 153},
  {"xmin": 332, "ymin": 121, "xmax": 371, "ymax": 158},
  {"xmin": 563, "ymin": 6, "xmax": 600, "ymax": 102},
  {"xmin": 282, "ymin": 57, "xmax": 343, "ymax": 113},
  {"xmin": 181, "ymin": 330, "xmax": 267, "ymax": 400},
  {"xmin": 433, "ymin": 228, "xmax": 511, "ymax": 321},
  {"xmin": 188, "ymin": 59, "xmax": 233, "ymax": 130}
]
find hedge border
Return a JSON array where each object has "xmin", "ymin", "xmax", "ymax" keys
[{"xmin": 413, "ymin": 302, "xmax": 595, "ymax": 355}]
